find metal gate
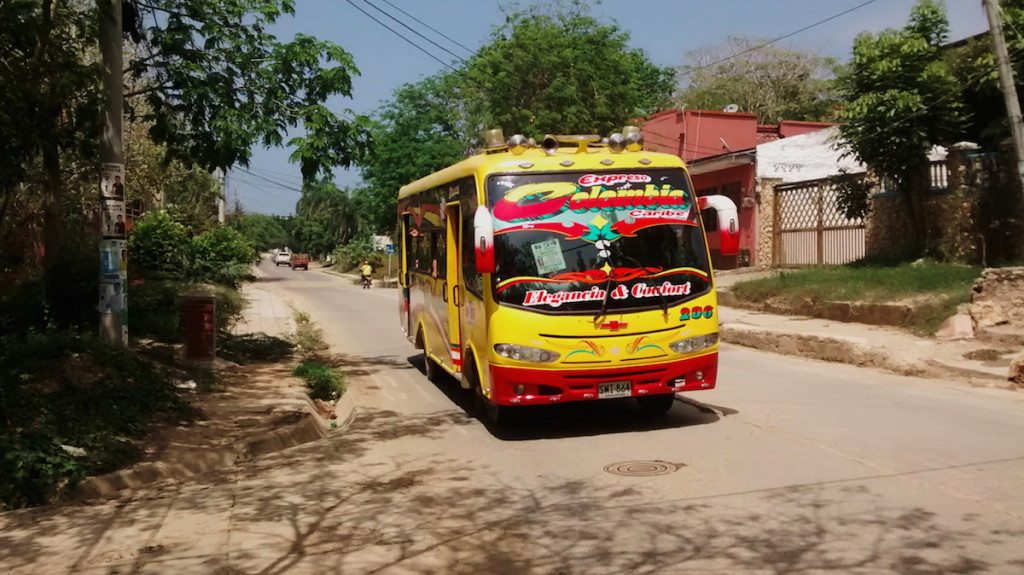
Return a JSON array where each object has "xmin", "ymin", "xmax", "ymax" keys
[{"xmin": 773, "ymin": 176, "xmax": 866, "ymax": 266}]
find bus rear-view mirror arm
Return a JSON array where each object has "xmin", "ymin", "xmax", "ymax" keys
[
  {"xmin": 474, "ymin": 205, "xmax": 496, "ymax": 273},
  {"xmin": 698, "ymin": 195, "xmax": 740, "ymax": 256}
]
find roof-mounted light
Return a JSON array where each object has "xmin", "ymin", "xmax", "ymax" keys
[
  {"xmin": 622, "ymin": 125, "xmax": 644, "ymax": 152},
  {"xmin": 607, "ymin": 133, "xmax": 626, "ymax": 153},
  {"xmin": 482, "ymin": 128, "xmax": 506, "ymax": 149},
  {"xmin": 540, "ymin": 134, "xmax": 601, "ymax": 155},
  {"xmin": 507, "ymin": 134, "xmax": 529, "ymax": 155},
  {"xmin": 541, "ymin": 134, "xmax": 559, "ymax": 155}
]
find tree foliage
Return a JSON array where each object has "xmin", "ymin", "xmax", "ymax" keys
[
  {"xmin": 355, "ymin": 2, "xmax": 674, "ymax": 235},
  {"xmin": 1, "ymin": 0, "xmax": 369, "ymax": 324},
  {"xmin": 359, "ymin": 75, "xmax": 468, "ymax": 233},
  {"xmin": 133, "ymin": 0, "xmax": 370, "ymax": 178},
  {"xmin": 462, "ymin": 3, "xmax": 675, "ymax": 136},
  {"xmin": 677, "ymin": 37, "xmax": 839, "ymax": 123},
  {"xmin": 229, "ymin": 213, "xmax": 289, "ymax": 251},
  {"xmin": 291, "ymin": 180, "xmax": 359, "ymax": 256},
  {"xmin": 835, "ymin": 0, "xmax": 964, "ymax": 248}
]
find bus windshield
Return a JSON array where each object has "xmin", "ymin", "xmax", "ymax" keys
[{"xmin": 487, "ymin": 169, "xmax": 711, "ymax": 314}]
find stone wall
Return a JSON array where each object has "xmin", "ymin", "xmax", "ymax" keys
[
  {"xmin": 864, "ymin": 145, "xmax": 985, "ymax": 263},
  {"xmin": 968, "ymin": 267, "xmax": 1024, "ymax": 328},
  {"xmin": 864, "ymin": 191, "xmax": 911, "ymax": 261},
  {"xmin": 755, "ymin": 177, "xmax": 782, "ymax": 269}
]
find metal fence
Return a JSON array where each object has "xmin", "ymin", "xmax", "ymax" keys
[{"xmin": 773, "ymin": 176, "xmax": 866, "ymax": 266}]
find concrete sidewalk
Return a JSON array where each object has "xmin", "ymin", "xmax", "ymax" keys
[
  {"xmin": 719, "ymin": 305, "xmax": 1015, "ymax": 387},
  {"xmin": 233, "ymin": 281, "xmax": 295, "ymax": 337}
]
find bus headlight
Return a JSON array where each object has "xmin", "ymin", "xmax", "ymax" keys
[
  {"xmin": 669, "ymin": 334, "xmax": 719, "ymax": 354},
  {"xmin": 494, "ymin": 344, "xmax": 560, "ymax": 363}
]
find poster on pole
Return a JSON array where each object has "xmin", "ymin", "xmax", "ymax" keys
[
  {"xmin": 100, "ymin": 239, "xmax": 127, "ymax": 275},
  {"xmin": 101, "ymin": 200, "xmax": 126, "ymax": 239},
  {"xmin": 100, "ymin": 163, "xmax": 125, "ymax": 200}
]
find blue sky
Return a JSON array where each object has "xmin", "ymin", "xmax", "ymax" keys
[{"xmin": 234, "ymin": 0, "xmax": 989, "ymax": 216}]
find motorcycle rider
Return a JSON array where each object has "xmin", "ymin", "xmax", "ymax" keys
[{"xmin": 360, "ymin": 260, "xmax": 373, "ymax": 289}]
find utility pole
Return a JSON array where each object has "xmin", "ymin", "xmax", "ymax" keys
[
  {"xmin": 215, "ymin": 168, "xmax": 226, "ymax": 223},
  {"xmin": 98, "ymin": 0, "xmax": 127, "ymax": 344},
  {"xmin": 983, "ymin": 0, "xmax": 1024, "ymax": 200}
]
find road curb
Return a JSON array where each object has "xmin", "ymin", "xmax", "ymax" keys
[{"xmin": 720, "ymin": 323, "xmax": 1010, "ymax": 386}]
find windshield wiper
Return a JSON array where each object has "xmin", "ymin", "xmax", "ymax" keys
[
  {"xmin": 594, "ymin": 274, "xmax": 615, "ymax": 322},
  {"xmin": 616, "ymin": 251, "xmax": 670, "ymax": 316}
]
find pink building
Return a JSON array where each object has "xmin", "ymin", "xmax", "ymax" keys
[{"xmin": 642, "ymin": 109, "xmax": 832, "ymax": 268}]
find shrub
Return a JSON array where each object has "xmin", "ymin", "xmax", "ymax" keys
[
  {"xmin": 0, "ymin": 275, "xmax": 48, "ymax": 336},
  {"xmin": 292, "ymin": 359, "xmax": 345, "ymax": 401},
  {"xmin": 190, "ymin": 225, "xmax": 257, "ymax": 286},
  {"xmin": 0, "ymin": 331, "xmax": 188, "ymax": 508},
  {"xmin": 129, "ymin": 210, "xmax": 190, "ymax": 280},
  {"xmin": 332, "ymin": 238, "xmax": 385, "ymax": 273},
  {"xmin": 128, "ymin": 281, "xmax": 246, "ymax": 342}
]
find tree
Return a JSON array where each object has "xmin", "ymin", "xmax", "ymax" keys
[
  {"xmin": 228, "ymin": 213, "xmax": 289, "ymax": 252},
  {"xmin": 291, "ymin": 180, "xmax": 359, "ymax": 256},
  {"xmin": 359, "ymin": 74, "xmax": 469, "ymax": 234},
  {"xmin": 835, "ymin": 0, "xmax": 964, "ymax": 252},
  {"xmin": 677, "ymin": 37, "xmax": 839, "ymax": 123},
  {"xmin": 356, "ymin": 2, "xmax": 674, "ymax": 236},
  {"xmin": 461, "ymin": 2, "xmax": 675, "ymax": 136},
  {"xmin": 1, "ymin": 0, "xmax": 369, "ymax": 323}
]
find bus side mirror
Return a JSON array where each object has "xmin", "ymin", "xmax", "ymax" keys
[
  {"xmin": 698, "ymin": 195, "xmax": 740, "ymax": 256},
  {"xmin": 473, "ymin": 205, "xmax": 496, "ymax": 273}
]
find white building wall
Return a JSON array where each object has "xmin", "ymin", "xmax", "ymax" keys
[
  {"xmin": 755, "ymin": 126, "xmax": 864, "ymax": 183},
  {"xmin": 756, "ymin": 125, "xmax": 947, "ymax": 183}
]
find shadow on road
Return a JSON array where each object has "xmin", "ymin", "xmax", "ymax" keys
[
  {"xmin": 6, "ymin": 434, "xmax": 1021, "ymax": 574},
  {"xmin": 407, "ymin": 353, "xmax": 729, "ymax": 441}
]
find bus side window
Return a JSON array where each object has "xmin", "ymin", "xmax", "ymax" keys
[
  {"xmin": 460, "ymin": 177, "xmax": 483, "ymax": 296},
  {"xmin": 434, "ymin": 229, "xmax": 446, "ymax": 279},
  {"xmin": 412, "ymin": 231, "xmax": 428, "ymax": 273}
]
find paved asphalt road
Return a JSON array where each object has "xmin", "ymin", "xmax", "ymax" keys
[{"xmin": 3, "ymin": 262, "xmax": 1024, "ymax": 574}]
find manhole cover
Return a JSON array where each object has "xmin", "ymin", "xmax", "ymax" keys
[{"xmin": 603, "ymin": 460, "xmax": 681, "ymax": 477}]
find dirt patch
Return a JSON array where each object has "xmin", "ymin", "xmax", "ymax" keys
[
  {"xmin": 67, "ymin": 358, "xmax": 330, "ymax": 501},
  {"xmin": 962, "ymin": 349, "xmax": 1004, "ymax": 362}
]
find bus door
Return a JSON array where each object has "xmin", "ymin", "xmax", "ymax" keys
[{"xmin": 445, "ymin": 202, "xmax": 462, "ymax": 372}]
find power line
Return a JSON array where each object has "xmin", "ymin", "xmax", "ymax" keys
[
  {"xmin": 232, "ymin": 175, "xmax": 299, "ymax": 202},
  {"xmin": 360, "ymin": 0, "xmax": 469, "ymax": 65},
  {"xmin": 679, "ymin": 0, "xmax": 881, "ymax": 80},
  {"xmin": 343, "ymin": 0, "xmax": 463, "ymax": 76},
  {"xmin": 344, "ymin": 0, "xmax": 509, "ymax": 94},
  {"xmin": 377, "ymin": 0, "xmax": 475, "ymax": 55},
  {"xmin": 235, "ymin": 167, "xmax": 306, "ymax": 194}
]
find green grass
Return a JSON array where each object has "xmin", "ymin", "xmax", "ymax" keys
[
  {"xmin": 730, "ymin": 262, "xmax": 981, "ymax": 304},
  {"xmin": 729, "ymin": 261, "xmax": 982, "ymax": 336},
  {"xmin": 293, "ymin": 311, "xmax": 329, "ymax": 354},
  {"xmin": 292, "ymin": 359, "xmax": 345, "ymax": 401}
]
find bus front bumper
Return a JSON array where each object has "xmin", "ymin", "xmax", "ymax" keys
[{"xmin": 488, "ymin": 352, "xmax": 717, "ymax": 406}]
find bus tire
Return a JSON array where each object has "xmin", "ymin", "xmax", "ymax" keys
[
  {"xmin": 636, "ymin": 394, "xmax": 675, "ymax": 416},
  {"xmin": 466, "ymin": 357, "xmax": 512, "ymax": 427}
]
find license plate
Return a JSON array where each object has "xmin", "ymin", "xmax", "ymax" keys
[{"xmin": 598, "ymin": 381, "xmax": 631, "ymax": 399}]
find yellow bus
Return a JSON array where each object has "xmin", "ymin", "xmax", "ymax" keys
[{"xmin": 397, "ymin": 129, "xmax": 739, "ymax": 425}]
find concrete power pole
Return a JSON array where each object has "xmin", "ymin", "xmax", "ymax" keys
[
  {"xmin": 215, "ymin": 168, "xmax": 226, "ymax": 223},
  {"xmin": 98, "ymin": 0, "xmax": 127, "ymax": 344},
  {"xmin": 983, "ymin": 0, "xmax": 1024, "ymax": 200}
]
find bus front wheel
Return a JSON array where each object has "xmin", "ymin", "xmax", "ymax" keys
[
  {"xmin": 467, "ymin": 359, "xmax": 512, "ymax": 427},
  {"xmin": 636, "ymin": 394, "xmax": 675, "ymax": 416}
]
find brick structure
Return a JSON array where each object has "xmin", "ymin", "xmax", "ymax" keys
[{"xmin": 181, "ymin": 292, "xmax": 217, "ymax": 361}]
